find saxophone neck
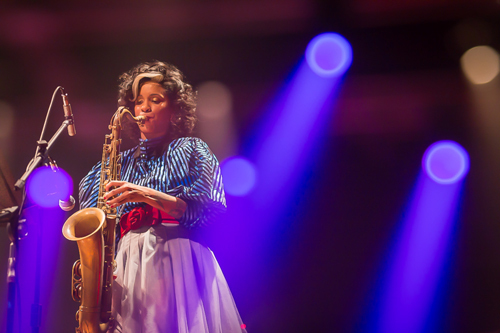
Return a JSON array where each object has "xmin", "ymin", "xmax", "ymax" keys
[{"xmin": 115, "ymin": 107, "xmax": 147, "ymax": 126}]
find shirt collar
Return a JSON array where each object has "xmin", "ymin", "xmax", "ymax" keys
[{"xmin": 133, "ymin": 135, "xmax": 169, "ymax": 159}]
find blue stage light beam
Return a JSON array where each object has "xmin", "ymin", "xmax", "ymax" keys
[
  {"xmin": 213, "ymin": 33, "xmax": 352, "ymax": 320},
  {"xmin": 26, "ymin": 166, "xmax": 72, "ymax": 208},
  {"xmin": 251, "ymin": 32, "xmax": 352, "ymax": 208},
  {"xmin": 374, "ymin": 141, "xmax": 469, "ymax": 333},
  {"xmin": 14, "ymin": 165, "xmax": 73, "ymax": 331},
  {"xmin": 15, "ymin": 205, "xmax": 67, "ymax": 332}
]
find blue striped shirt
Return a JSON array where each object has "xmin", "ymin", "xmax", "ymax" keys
[{"xmin": 79, "ymin": 136, "xmax": 226, "ymax": 229}]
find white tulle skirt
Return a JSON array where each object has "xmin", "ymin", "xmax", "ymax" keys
[{"xmin": 110, "ymin": 224, "xmax": 246, "ymax": 333}]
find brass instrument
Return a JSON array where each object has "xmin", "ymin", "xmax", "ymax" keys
[{"xmin": 62, "ymin": 107, "xmax": 146, "ymax": 333}]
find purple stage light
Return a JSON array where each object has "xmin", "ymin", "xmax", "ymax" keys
[
  {"xmin": 221, "ymin": 157, "xmax": 257, "ymax": 196},
  {"xmin": 374, "ymin": 142, "xmax": 470, "ymax": 332},
  {"xmin": 306, "ymin": 32, "xmax": 353, "ymax": 77},
  {"xmin": 377, "ymin": 174, "xmax": 462, "ymax": 333},
  {"xmin": 26, "ymin": 166, "xmax": 72, "ymax": 207},
  {"xmin": 422, "ymin": 141, "xmax": 470, "ymax": 184}
]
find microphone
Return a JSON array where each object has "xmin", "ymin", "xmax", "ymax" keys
[
  {"xmin": 61, "ymin": 88, "xmax": 76, "ymax": 136},
  {"xmin": 59, "ymin": 195, "xmax": 76, "ymax": 212}
]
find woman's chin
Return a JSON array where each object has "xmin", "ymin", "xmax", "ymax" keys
[{"xmin": 141, "ymin": 131, "xmax": 168, "ymax": 140}]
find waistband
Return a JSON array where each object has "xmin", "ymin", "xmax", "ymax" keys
[{"xmin": 119, "ymin": 205, "xmax": 178, "ymax": 238}]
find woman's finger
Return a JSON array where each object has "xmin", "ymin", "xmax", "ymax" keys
[
  {"xmin": 106, "ymin": 189, "xmax": 143, "ymax": 207},
  {"xmin": 105, "ymin": 180, "xmax": 127, "ymax": 192},
  {"xmin": 104, "ymin": 182, "xmax": 135, "ymax": 199}
]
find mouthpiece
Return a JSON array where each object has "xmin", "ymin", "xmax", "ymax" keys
[{"xmin": 115, "ymin": 107, "xmax": 148, "ymax": 126}]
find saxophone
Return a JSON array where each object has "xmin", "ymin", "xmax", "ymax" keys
[{"xmin": 62, "ymin": 107, "xmax": 146, "ymax": 333}]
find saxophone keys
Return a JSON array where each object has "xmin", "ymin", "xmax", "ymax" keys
[
  {"xmin": 72, "ymin": 260, "xmax": 82, "ymax": 279},
  {"xmin": 72, "ymin": 283, "xmax": 82, "ymax": 303},
  {"xmin": 112, "ymin": 260, "xmax": 118, "ymax": 280}
]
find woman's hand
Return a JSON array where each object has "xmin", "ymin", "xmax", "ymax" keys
[
  {"xmin": 104, "ymin": 181, "xmax": 150, "ymax": 206},
  {"xmin": 103, "ymin": 181, "xmax": 187, "ymax": 219}
]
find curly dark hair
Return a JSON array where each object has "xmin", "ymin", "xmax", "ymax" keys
[{"xmin": 117, "ymin": 60, "xmax": 197, "ymax": 141}]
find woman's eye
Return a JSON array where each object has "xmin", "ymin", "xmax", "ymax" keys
[
  {"xmin": 136, "ymin": 100, "xmax": 143, "ymax": 105},
  {"xmin": 152, "ymin": 99, "xmax": 161, "ymax": 104}
]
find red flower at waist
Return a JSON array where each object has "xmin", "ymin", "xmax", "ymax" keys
[{"xmin": 120, "ymin": 205, "xmax": 179, "ymax": 238}]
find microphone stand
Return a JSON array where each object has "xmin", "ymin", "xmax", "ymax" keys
[
  {"xmin": 0, "ymin": 206, "xmax": 19, "ymax": 333},
  {"xmin": 15, "ymin": 118, "xmax": 74, "ymax": 191},
  {"xmin": 5, "ymin": 117, "xmax": 74, "ymax": 333}
]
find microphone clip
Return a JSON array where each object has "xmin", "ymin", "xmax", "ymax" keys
[
  {"xmin": 63, "ymin": 114, "xmax": 75, "ymax": 124},
  {"xmin": 35, "ymin": 140, "xmax": 48, "ymax": 156}
]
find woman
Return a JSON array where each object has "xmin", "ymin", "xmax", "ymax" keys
[{"xmin": 79, "ymin": 61, "xmax": 246, "ymax": 332}]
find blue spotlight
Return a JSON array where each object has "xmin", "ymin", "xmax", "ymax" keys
[
  {"xmin": 221, "ymin": 157, "xmax": 257, "ymax": 197},
  {"xmin": 377, "ymin": 175, "xmax": 462, "ymax": 333},
  {"xmin": 26, "ymin": 166, "xmax": 72, "ymax": 208},
  {"xmin": 423, "ymin": 141, "xmax": 470, "ymax": 184},
  {"xmin": 372, "ymin": 142, "xmax": 470, "ymax": 332},
  {"xmin": 250, "ymin": 33, "xmax": 350, "ymax": 208},
  {"xmin": 306, "ymin": 32, "xmax": 353, "ymax": 77}
]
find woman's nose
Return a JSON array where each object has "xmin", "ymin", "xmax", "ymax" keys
[{"xmin": 141, "ymin": 102, "xmax": 151, "ymax": 112}]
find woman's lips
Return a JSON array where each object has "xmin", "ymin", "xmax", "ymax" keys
[{"xmin": 138, "ymin": 115, "xmax": 152, "ymax": 126}]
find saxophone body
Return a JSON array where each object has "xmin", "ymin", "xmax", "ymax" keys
[{"xmin": 62, "ymin": 107, "xmax": 146, "ymax": 333}]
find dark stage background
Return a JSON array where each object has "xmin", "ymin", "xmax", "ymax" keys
[{"xmin": 1, "ymin": 0, "xmax": 500, "ymax": 332}]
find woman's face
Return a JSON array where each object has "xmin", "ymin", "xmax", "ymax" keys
[{"xmin": 134, "ymin": 81, "xmax": 172, "ymax": 140}]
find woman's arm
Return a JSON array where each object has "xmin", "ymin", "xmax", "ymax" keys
[
  {"xmin": 168, "ymin": 138, "xmax": 226, "ymax": 228},
  {"xmin": 103, "ymin": 181, "xmax": 187, "ymax": 219}
]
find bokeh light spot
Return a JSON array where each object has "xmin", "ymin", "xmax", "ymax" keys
[
  {"xmin": 197, "ymin": 81, "xmax": 233, "ymax": 120},
  {"xmin": 460, "ymin": 45, "xmax": 500, "ymax": 84},
  {"xmin": 306, "ymin": 32, "xmax": 353, "ymax": 77},
  {"xmin": 221, "ymin": 157, "xmax": 257, "ymax": 196},
  {"xmin": 422, "ymin": 141, "xmax": 470, "ymax": 184},
  {"xmin": 26, "ymin": 166, "xmax": 72, "ymax": 207}
]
